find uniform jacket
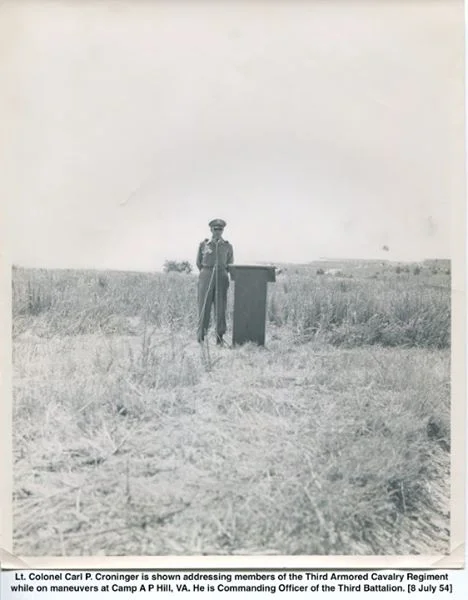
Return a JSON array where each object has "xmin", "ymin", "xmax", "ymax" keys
[{"xmin": 196, "ymin": 238, "xmax": 234, "ymax": 270}]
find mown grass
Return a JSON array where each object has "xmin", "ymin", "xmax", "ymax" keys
[{"xmin": 11, "ymin": 264, "xmax": 451, "ymax": 556}]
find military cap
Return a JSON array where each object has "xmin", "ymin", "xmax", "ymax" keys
[{"xmin": 209, "ymin": 218, "xmax": 226, "ymax": 228}]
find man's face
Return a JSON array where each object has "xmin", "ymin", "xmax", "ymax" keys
[{"xmin": 211, "ymin": 226, "xmax": 224, "ymax": 240}]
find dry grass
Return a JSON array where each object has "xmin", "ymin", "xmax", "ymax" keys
[{"xmin": 12, "ymin": 264, "xmax": 450, "ymax": 556}]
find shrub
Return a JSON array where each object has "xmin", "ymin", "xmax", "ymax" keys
[{"xmin": 163, "ymin": 260, "xmax": 193, "ymax": 274}]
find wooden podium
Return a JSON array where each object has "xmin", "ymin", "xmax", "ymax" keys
[{"xmin": 229, "ymin": 265, "xmax": 276, "ymax": 346}]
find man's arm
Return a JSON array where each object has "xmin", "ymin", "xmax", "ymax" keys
[
  {"xmin": 227, "ymin": 244, "xmax": 234, "ymax": 267},
  {"xmin": 196, "ymin": 243, "xmax": 203, "ymax": 271}
]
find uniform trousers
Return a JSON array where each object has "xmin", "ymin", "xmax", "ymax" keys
[{"xmin": 197, "ymin": 267, "xmax": 229, "ymax": 342}]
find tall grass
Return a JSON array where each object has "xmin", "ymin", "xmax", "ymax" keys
[
  {"xmin": 12, "ymin": 268, "xmax": 199, "ymax": 336},
  {"xmin": 268, "ymin": 275, "xmax": 450, "ymax": 348},
  {"xmin": 12, "ymin": 265, "xmax": 450, "ymax": 349}
]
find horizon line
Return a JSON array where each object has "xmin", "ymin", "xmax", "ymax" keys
[{"xmin": 11, "ymin": 256, "xmax": 451, "ymax": 274}]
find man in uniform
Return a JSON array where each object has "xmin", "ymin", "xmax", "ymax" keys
[{"xmin": 196, "ymin": 219, "xmax": 234, "ymax": 345}]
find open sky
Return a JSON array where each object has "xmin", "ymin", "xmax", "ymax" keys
[{"xmin": 1, "ymin": 0, "xmax": 464, "ymax": 271}]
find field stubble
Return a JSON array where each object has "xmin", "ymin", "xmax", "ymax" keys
[{"xmin": 12, "ymin": 265, "xmax": 450, "ymax": 555}]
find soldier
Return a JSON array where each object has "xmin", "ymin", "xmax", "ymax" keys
[{"xmin": 196, "ymin": 219, "xmax": 234, "ymax": 345}]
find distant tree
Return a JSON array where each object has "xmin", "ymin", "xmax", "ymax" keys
[
  {"xmin": 163, "ymin": 260, "xmax": 193, "ymax": 274},
  {"xmin": 413, "ymin": 266, "xmax": 421, "ymax": 275},
  {"xmin": 181, "ymin": 261, "xmax": 193, "ymax": 274},
  {"xmin": 395, "ymin": 265, "xmax": 402, "ymax": 274},
  {"xmin": 316, "ymin": 268, "xmax": 325, "ymax": 275}
]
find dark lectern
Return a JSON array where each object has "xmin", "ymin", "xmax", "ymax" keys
[{"xmin": 229, "ymin": 265, "xmax": 276, "ymax": 346}]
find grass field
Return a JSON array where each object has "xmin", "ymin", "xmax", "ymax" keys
[{"xmin": 12, "ymin": 260, "xmax": 451, "ymax": 556}]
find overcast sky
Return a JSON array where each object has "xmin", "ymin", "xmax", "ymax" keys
[{"xmin": 1, "ymin": 0, "xmax": 464, "ymax": 271}]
